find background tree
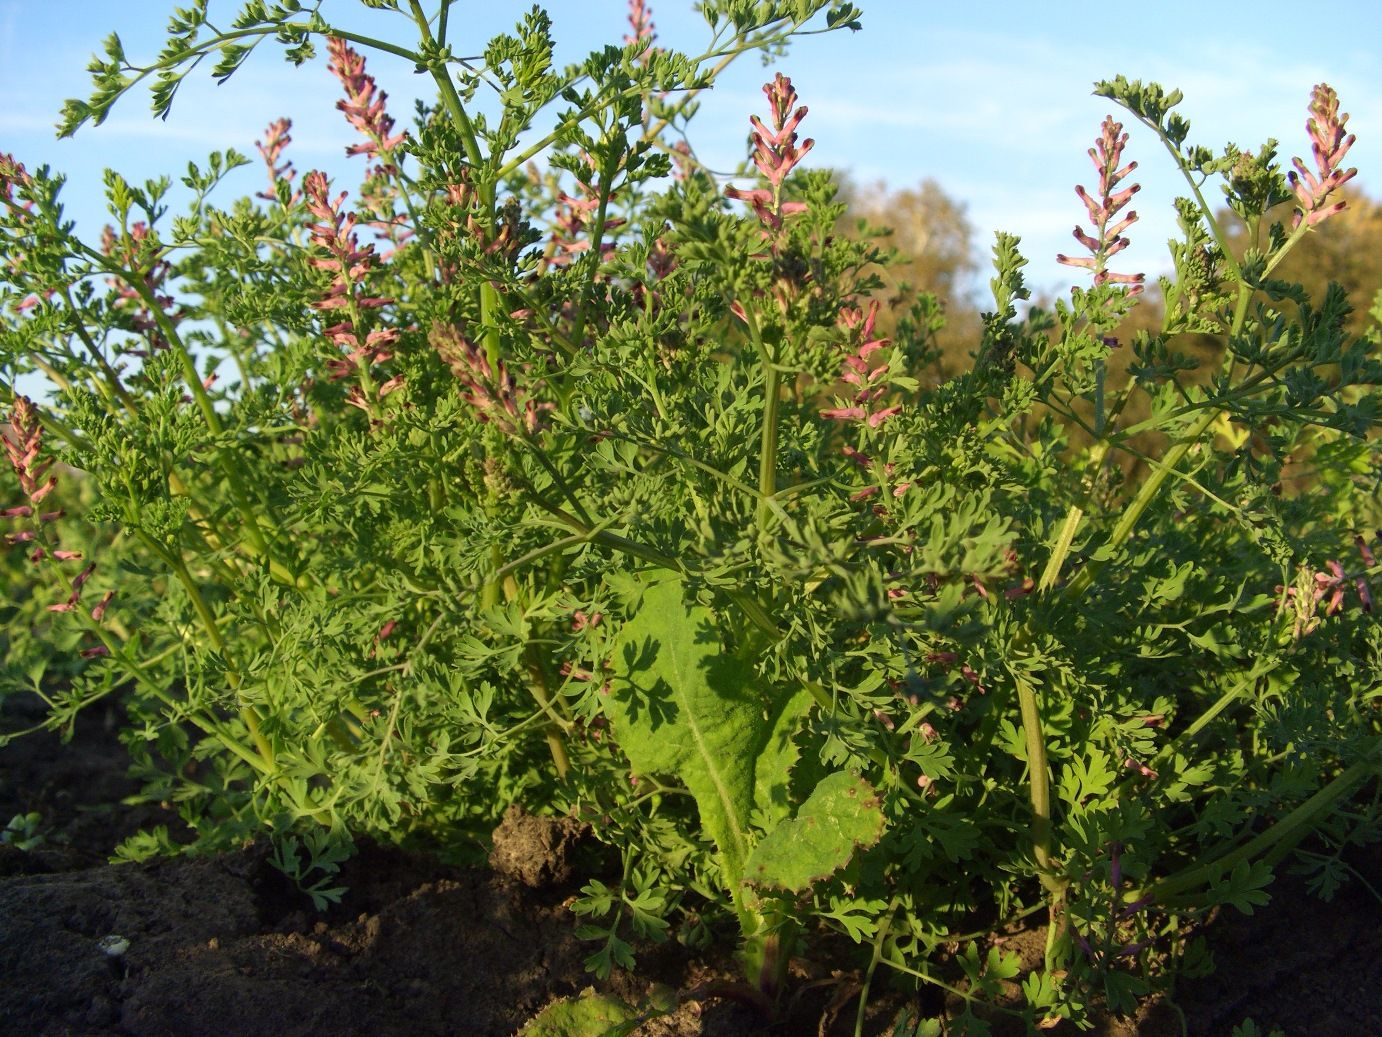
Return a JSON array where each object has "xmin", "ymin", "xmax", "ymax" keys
[{"xmin": 834, "ymin": 175, "xmax": 983, "ymax": 372}]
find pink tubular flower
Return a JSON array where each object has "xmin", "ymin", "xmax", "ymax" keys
[
  {"xmin": 725, "ymin": 73, "xmax": 813, "ymax": 236},
  {"xmin": 91, "ymin": 590, "xmax": 115, "ymax": 623},
  {"xmin": 100, "ymin": 221, "xmax": 181, "ymax": 350},
  {"xmin": 1355, "ymin": 533, "xmax": 1375, "ymax": 613},
  {"xmin": 303, "ymin": 170, "xmax": 400, "ymax": 402},
  {"xmin": 327, "ymin": 37, "xmax": 406, "ymax": 173},
  {"xmin": 48, "ymin": 561, "xmax": 96, "ymax": 613},
  {"xmin": 4, "ymin": 396, "xmax": 57, "ymax": 505},
  {"xmin": 625, "ymin": 0, "xmax": 656, "ymax": 50},
  {"xmin": 430, "ymin": 324, "xmax": 552, "ymax": 437},
  {"xmin": 1057, "ymin": 116, "xmax": 1144, "ymax": 296},
  {"xmin": 822, "ymin": 300, "xmax": 903, "ymax": 430},
  {"xmin": 1289, "ymin": 84, "xmax": 1357, "ymax": 229},
  {"xmin": 255, "ymin": 118, "xmax": 299, "ymax": 203}
]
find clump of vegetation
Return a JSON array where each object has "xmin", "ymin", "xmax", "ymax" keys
[{"xmin": 2, "ymin": 3, "xmax": 1377, "ymax": 1032}]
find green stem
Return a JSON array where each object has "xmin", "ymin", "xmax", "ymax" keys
[
  {"xmin": 1012, "ymin": 668, "xmax": 1061, "ymax": 894},
  {"xmin": 524, "ymin": 645, "xmax": 571, "ymax": 779},
  {"xmin": 31, "ymin": 537, "xmax": 268, "ymax": 777},
  {"xmin": 86, "ymin": 239, "xmax": 291, "ymax": 571},
  {"xmin": 406, "ymin": 0, "xmax": 502, "ymax": 371},
  {"xmin": 56, "ymin": 284, "xmax": 139, "ymax": 417},
  {"xmin": 1137, "ymin": 749, "xmax": 1379, "ymax": 905},
  {"xmin": 1133, "ymin": 118, "xmax": 1242, "ymax": 287},
  {"xmin": 155, "ymin": 536, "xmax": 277, "ymax": 771},
  {"xmin": 491, "ymin": 20, "xmax": 807, "ymax": 185},
  {"xmin": 1038, "ymin": 504, "xmax": 1084, "ymax": 593},
  {"xmin": 1158, "ymin": 661, "xmax": 1275, "ymax": 758},
  {"xmin": 1063, "ymin": 407, "xmax": 1220, "ymax": 600},
  {"xmin": 758, "ymin": 361, "xmax": 781, "ymax": 539}
]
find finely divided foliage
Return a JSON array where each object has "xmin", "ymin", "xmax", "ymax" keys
[{"xmin": 2, "ymin": 1, "xmax": 1379, "ymax": 1031}]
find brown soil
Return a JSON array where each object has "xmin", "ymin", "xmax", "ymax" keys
[{"xmin": 1, "ymin": 694, "xmax": 1378, "ymax": 1037}]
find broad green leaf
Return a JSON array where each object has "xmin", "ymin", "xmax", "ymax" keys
[
  {"xmin": 743, "ymin": 771, "xmax": 885, "ymax": 892},
  {"xmin": 606, "ymin": 579, "xmax": 808, "ymax": 891},
  {"xmin": 753, "ymin": 685, "xmax": 813, "ymax": 828},
  {"xmin": 520, "ymin": 987, "xmax": 639, "ymax": 1037}
]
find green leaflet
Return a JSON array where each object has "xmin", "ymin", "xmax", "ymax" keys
[
  {"xmin": 743, "ymin": 771, "xmax": 885, "ymax": 892},
  {"xmin": 519, "ymin": 987, "xmax": 640, "ymax": 1037},
  {"xmin": 605, "ymin": 579, "xmax": 810, "ymax": 896}
]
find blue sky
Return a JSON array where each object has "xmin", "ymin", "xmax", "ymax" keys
[{"xmin": 4, "ymin": 1, "xmax": 1380, "ymax": 300}]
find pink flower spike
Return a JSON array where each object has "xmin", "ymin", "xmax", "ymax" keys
[
  {"xmin": 625, "ymin": 0, "xmax": 656, "ymax": 50},
  {"xmin": 1289, "ymin": 84, "xmax": 1357, "ymax": 230},
  {"xmin": 255, "ymin": 118, "xmax": 298, "ymax": 202},
  {"xmin": 4, "ymin": 396, "xmax": 61, "ymax": 505},
  {"xmin": 80, "ymin": 645, "xmax": 111, "ymax": 659},
  {"xmin": 327, "ymin": 37, "xmax": 406, "ymax": 172},
  {"xmin": 1057, "ymin": 115, "xmax": 1144, "ymax": 296},
  {"xmin": 724, "ymin": 73, "xmax": 814, "ymax": 237}
]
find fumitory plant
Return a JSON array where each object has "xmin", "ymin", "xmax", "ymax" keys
[{"xmin": 2, "ymin": 1, "xmax": 1379, "ymax": 1031}]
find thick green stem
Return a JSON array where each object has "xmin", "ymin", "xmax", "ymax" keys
[
  {"xmin": 523, "ymin": 644, "xmax": 570, "ymax": 779},
  {"xmin": 757, "ymin": 360, "xmax": 781, "ymax": 538},
  {"xmin": 1136, "ymin": 749, "xmax": 1379, "ymax": 905},
  {"xmin": 1064, "ymin": 407, "xmax": 1220, "ymax": 600},
  {"xmin": 1013, "ymin": 669, "xmax": 1061, "ymax": 894}
]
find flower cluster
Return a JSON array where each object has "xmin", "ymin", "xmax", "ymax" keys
[
  {"xmin": 0, "ymin": 152, "xmax": 32, "ymax": 207},
  {"xmin": 543, "ymin": 155, "xmax": 624, "ymax": 273},
  {"xmin": 327, "ymin": 36, "xmax": 406, "ymax": 175},
  {"xmin": 3, "ymin": 395, "xmax": 57, "ymax": 508},
  {"xmin": 1057, "ymin": 116, "xmax": 1144, "ymax": 295},
  {"xmin": 3, "ymin": 397, "xmax": 114, "ymax": 649},
  {"xmin": 1288, "ymin": 83, "xmax": 1357, "ymax": 229},
  {"xmin": 303, "ymin": 170, "xmax": 401, "ymax": 409},
  {"xmin": 430, "ymin": 323, "xmax": 551, "ymax": 437},
  {"xmin": 0, "ymin": 156, "xmax": 53, "ymax": 315},
  {"xmin": 254, "ymin": 118, "xmax": 299, "ymax": 204},
  {"xmin": 724, "ymin": 73, "xmax": 813, "ymax": 236},
  {"xmin": 100, "ymin": 221, "xmax": 181, "ymax": 351},
  {"xmin": 625, "ymin": 0, "xmax": 655, "ymax": 51},
  {"xmin": 547, "ymin": 186, "xmax": 605, "ymax": 269},
  {"xmin": 821, "ymin": 300, "xmax": 902, "ymax": 429},
  {"xmin": 1276, "ymin": 534, "xmax": 1376, "ymax": 639}
]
